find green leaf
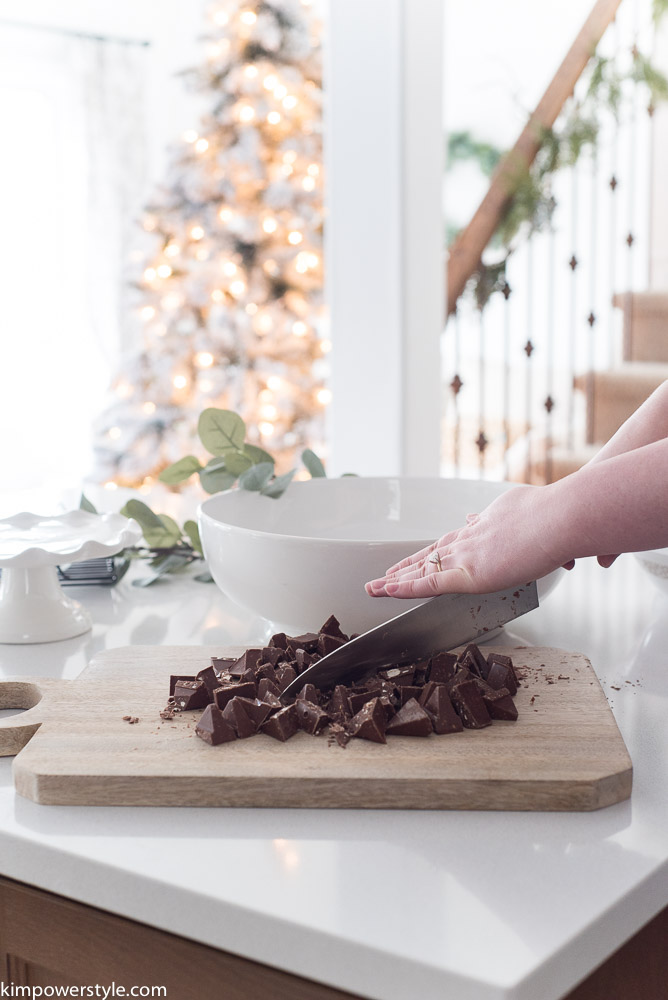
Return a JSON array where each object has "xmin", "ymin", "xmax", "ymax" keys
[
  {"xmin": 301, "ymin": 448, "xmax": 326, "ymax": 478},
  {"xmin": 194, "ymin": 569, "xmax": 214, "ymax": 583},
  {"xmin": 120, "ymin": 499, "xmax": 182, "ymax": 548},
  {"xmin": 198, "ymin": 408, "xmax": 246, "ymax": 456},
  {"xmin": 132, "ymin": 553, "xmax": 192, "ymax": 587},
  {"xmin": 199, "ymin": 459, "xmax": 238, "ymax": 495},
  {"xmin": 243, "ymin": 443, "xmax": 276, "ymax": 466},
  {"xmin": 158, "ymin": 455, "xmax": 202, "ymax": 484},
  {"xmin": 238, "ymin": 462, "xmax": 274, "ymax": 491},
  {"xmin": 79, "ymin": 493, "xmax": 97, "ymax": 514},
  {"xmin": 223, "ymin": 450, "xmax": 254, "ymax": 476},
  {"xmin": 261, "ymin": 468, "xmax": 296, "ymax": 498},
  {"xmin": 183, "ymin": 519, "xmax": 203, "ymax": 556}
]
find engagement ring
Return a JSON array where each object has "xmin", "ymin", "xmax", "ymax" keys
[{"xmin": 429, "ymin": 552, "xmax": 442, "ymax": 571}]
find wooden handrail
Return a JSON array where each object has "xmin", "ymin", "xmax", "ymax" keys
[{"xmin": 446, "ymin": 0, "xmax": 623, "ymax": 316}]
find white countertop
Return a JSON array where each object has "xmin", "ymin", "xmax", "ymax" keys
[{"xmin": 1, "ymin": 554, "xmax": 667, "ymax": 1000}]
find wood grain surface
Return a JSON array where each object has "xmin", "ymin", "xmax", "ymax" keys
[{"xmin": 0, "ymin": 645, "xmax": 632, "ymax": 810}]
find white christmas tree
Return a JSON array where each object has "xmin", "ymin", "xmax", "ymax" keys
[{"xmin": 94, "ymin": 0, "xmax": 328, "ymax": 489}]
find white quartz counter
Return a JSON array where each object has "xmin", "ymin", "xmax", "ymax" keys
[{"xmin": 0, "ymin": 554, "xmax": 667, "ymax": 1000}]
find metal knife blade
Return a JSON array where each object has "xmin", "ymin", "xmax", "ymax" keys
[{"xmin": 281, "ymin": 581, "xmax": 538, "ymax": 698}]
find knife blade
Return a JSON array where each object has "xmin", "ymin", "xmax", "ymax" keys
[{"xmin": 281, "ymin": 581, "xmax": 538, "ymax": 698}]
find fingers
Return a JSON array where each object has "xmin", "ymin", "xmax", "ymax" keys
[
  {"xmin": 383, "ymin": 565, "xmax": 473, "ymax": 599},
  {"xmin": 597, "ymin": 554, "xmax": 619, "ymax": 568},
  {"xmin": 381, "ymin": 539, "xmax": 438, "ymax": 578}
]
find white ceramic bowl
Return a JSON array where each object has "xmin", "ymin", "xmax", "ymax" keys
[
  {"xmin": 199, "ymin": 477, "xmax": 562, "ymax": 634},
  {"xmin": 634, "ymin": 547, "xmax": 668, "ymax": 593}
]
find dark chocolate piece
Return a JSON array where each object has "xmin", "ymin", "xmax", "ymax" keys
[
  {"xmin": 350, "ymin": 698, "xmax": 386, "ymax": 743},
  {"xmin": 349, "ymin": 688, "xmax": 378, "ymax": 714},
  {"xmin": 290, "ymin": 631, "xmax": 320, "ymax": 651},
  {"xmin": 261, "ymin": 704, "xmax": 299, "ymax": 741},
  {"xmin": 294, "ymin": 699, "xmax": 329, "ymax": 735},
  {"xmin": 211, "ymin": 656, "xmax": 236, "ymax": 676},
  {"xmin": 423, "ymin": 686, "xmax": 464, "ymax": 734},
  {"xmin": 221, "ymin": 697, "xmax": 257, "ymax": 738},
  {"xmin": 482, "ymin": 687, "xmax": 518, "ymax": 721},
  {"xmin": 258, "ymin": 691, "xmax": 283, "ymax": 713},
  {"xmin": 173, "ymin": 680, "xmax": 209, "ymax": 711},
  {"xmin": 319, "ymin": 614, "xmax": 347, "ymax": 640},
  {"xmin": 260, "ymin": 646, "xmax": 284, "ymax": 667},
  {"xmin": 486, "ymin": 660, "xmax": 518, "ymax": 696},
  {"xmin": 195, "ymin": 666, "xmax": 219, "ymax": 699},
  {"xmin": 445, "ymin": 666, "xmax": 474, "ymax": 694},
  {"xmin": 401, "ymin": 684, "xmax": 424, "ymax": 706},
  {"xmin": 213, "ymin": 681, "xmax": 257, "ymax": 710},
  {"xmin": 428, "ymin": 651, "xmax": 458, "ymax": 684},
  {"xmin": 417, "ymin": 681, "xmax": 442, "ymax": 707},
  {"xmin": 275, "ymin": 664, "xmax": 298, "ymax": 692},
  {"xmin": 296, "ymin": 682, "xmax": 320, "ymax": 705},
  {"xmin": 169, "ymin": 674, "xmax": 196, "ymax": 696},
  {"xmin": 269, "ymin": 631, "xmax": 288, "ymax": 650},
  {"xmin": 328, "ymin": 685, "xmax": 352, "ymax": 720},
  {"xmin": 460, "ymin": 644, "xmax": 489, "ymax": 679},
  {"xmin": 449, "ymin": 679, "xmax": 492, "ymax": 729},
  {"xmin": 385, "ymin": 698, "xmax": 433, "ymax": 737},
  {"xmin": 328, "ymin": 722, "xmax": 351, "ymax": 748},
  {"xmin": 229, "ymin": 648, "xmax": 263, "ymax": 677},
  {"xmin": 380, "ymin": 665, "xmax": 415, "ymax": 686},
  {"xmin": 318, "ymin": 632, "xmax": 346, "ymax": 657},
  {"xmin": 236, "ymin": 697, "xmax": 273, "ymax": 729},
  {"xmin": 257, "ymin": 677, "xmax": 282, "ymax": 701},
  {"xmin": 254, "ymin": 663, "xmax": 278, "ymax": 684},
  {"xmin": 486, "ymin": 655, "xmax": 518, "ymax": 695},
  {"xmin": 294, "ymin": 648, "xmax": 317, "ymax": 671},
  {"xmin": 195, "ymin": 704, "xmax": 237, "ymax": 745}
]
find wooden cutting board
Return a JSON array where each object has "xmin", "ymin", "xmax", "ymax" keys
[{"xmin": 0, "ymin": 645, "xmax": 632, "ymax": 810}]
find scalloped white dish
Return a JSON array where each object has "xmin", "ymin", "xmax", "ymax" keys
[{"xmin": 634, "ymin": 547, "xmax": 668, "ymax": 594}]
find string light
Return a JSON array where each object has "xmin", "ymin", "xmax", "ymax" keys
[
  {"xmin": 262, "ymin": 217, "xmax": 278, "ymax": 234},
  {"xmin": 302, "ymin": 177, "xmax": 316, "ymax": 191},
  {"xmin": 316, "ymin": 388, "xmax": 332, "ymax": 405},
  {"xmin": 195, "ymin": 138, "xmax": 209, "ymax": 153},
  {"xmin": 104, "ymin": 481, "xmax": 118, "ymax": 491},
  {"xmin": 245, "ymin": 302, "xmax": 258, "ymax": 314},
  {"xmin": 211, "ymin": 289, "xmax": 224, "ymax": 302},
  {"xmin": 219, "ymin": 206, "xmax": 232, "ymax": 222},
  {"xmin": 108, "ymin": 427, "xmax": 122, "ymax": 440},
  {"xmin": 195, "ymin": 352, "xmax": 214, "ymax": 368},
  {"xmin": 156, "ymin": 264, "xmax": 172, "ymax": 279},
  {"xmin": 283, "ymin": 96, "xmax": 298, "ymax": 110},
  {"xmin": 143, "ymin": 267, "xmax": 157, "ymax": 282},
  {"xmin": 238, "ymin": 105, "xmax": 255, "ymax": 122},
  {"xmin": 182, "ymin": 130, "xmax": 198, "ymax": 144},
  {"xmin": 213, "ymin": 10, "xmax": 229, "ymax": 25},
  {"xmin": 274, "ymin": 84, "xmax": 288, "ymax": 100},
  {"xmin": 292, "ymin": 321, "xmax": 308, "ymax": 336},
  {"xmin": 240, "ymin": 10, "xmax": 257, "ymax": 25},
  {"xmin": 140, "ymin": 306, "xmax": 156, "ymax": 321},
  {"xmin": 190, "ymin": 225, "xmax": 205, "ymax": 240},
  {"xmin": 222, "ymin": 260, "xmax": 238, "ymax": 276},
  {"xmin": 142, "ymin": 401, "xmax": 156, "ymax": 415},
  {"xmin": 244, "ymin": 64, "xmax": 258, "ymax": 78},
  {"xmin": 229, "ymin": 279, "xmax": 246, "ymax": 296},
  {"xmin": 259, "ymin": 421, "xmax": 275, "ymax": 437},
  {"xmin": 263, "ymin": 74, "xmax": 278, "ymax": 90},
  {"xmin": 173, "ymin": 374, "xmax": 188, "ymax": 389},
  {"xmin": 267, "ymin": 111, "xmax": 281, "ymax": 124},
  {"xmin": 288, "ymin": 231, "xmax": 303, "ymax": 245},
  {"xmin": 164, "ymin": 243, "xmax": 181, "ymax": 257}
]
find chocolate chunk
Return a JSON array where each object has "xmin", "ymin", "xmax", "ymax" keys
[
  {"xmin": 486, "ymin": 661, "xmax": 517, "ymax": 696},
  {"xmin": 213, "ymin": 681, "xmax": 257, "ymax": 710},
  {"xmin": 380, "ymin": 665, "xmax": 415, "ymax": 686},
  {"xmin": 445, "ymin": 666, "xmax": 474, "ymax": 694},
  {"xmin": 350, "ymin": 698, "xmax": 386, "ymax": 743},
  {"xmin": 417, "ymin": 681, "xmax": 442, "ymax": 706},
  {"xmin": 449, "ymin": 679, "xmax": 492, "ymax": 729},
  {"xmin": 195, "ymin": 705, "xmax": 237, "ymax": 745},
  {"xmin": 460, "ymin": 644, "xmax": 489, "ymax": 679},
  {"xmin": 428, "ymin": 651, "xmax": 458, "ymax": 684},
  {"xmin": 296, "ymin": 682, "xmax": 320, "ymax": 705},
  {"xmin": 255, "ymin": 663, "xmax": 278, "ymax": 684},
  {"xmin": 269, "ymin": 631, "xmax": 288, "ymax": 650},
  {"xmin": 423, "ymin": 687, "xmax": 464, "ymax": 734},
  {"xmin": 221, "ymin": 697, "xmax": 257, "ymax": 738},
  {"xmin": 195, "ymin": 666, "xmax": 219, "ymax": 700},
  {"xmin": 236, "ymin": 697, "xmax": 273, "ymax": 729},
  {"xmin": 261, "ymin": 704, "xmax": 299, "ymax": 742},
  {"xmin": 399, "ymin": 684, "xmax": 423, "ymax": 706},
  {"xmin": 319, "ymin": 614, "xmax": 347, "ymax": 640},
  {"xmin": 318, "ymin": 633, "xmax": 346, "ymax": 657},
  {"xmin": 288, "ymin": 631, "xmax": 320, "ymax": 653},
  {"xmin": 295, "ymin": 699, "xmax": 329, "ymax": 735},
  {"xmin": 211, "ymin": 656, "xmax": 236, "ymax": 676},
  {"xmin": 486, "ymin": 654, "xmax": 518, "ymax": 694},
  {"xmin": 275, "ymin": 664, "xmax": 298, "ymax": 692},
  {"xmin": 169, "ymin": 674, "xmax": 196, "ymax": 696},
  {"xmin": 258, "ymin": 691, "xmax": 283, "ymax": 713},
  {"xmin": 257, "ymin": 677, "xmax": 282, "ymax": 701},
  {"xmin": 294, "ymin": 648, "xmax": 317, "ymax": 671},
  {"xmin": 328, "ymin": 722, "xmax": 351, "ymax": 748},
  {"xmin": 173, "ymin": 680, "xmax": 209, "ymax": 711},
  {"xmin": 385, "ymin": 698, "xmax": 433, "ymax": 737},
  {"xmin": 259, "ymin": 646, "xmax": 284, "ymax": 667},
  {"xmin": 482, "ymin": 687, "xmax": 518, "ymax": 721},
  {"xmin": 229, "ymin": 648, "xmax": 263, "ymax": 677},
  {"xmin": 349, "ymin": 688, "xmax": 378, "ymax": 714},
  {"xmin": 328, "ymin": 685, "xmax": 352, "ymax": 720}
]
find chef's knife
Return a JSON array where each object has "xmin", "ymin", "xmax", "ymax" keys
[{"xmin": 281, "ymin": 581, "xmax": 538, "ymax": 698}]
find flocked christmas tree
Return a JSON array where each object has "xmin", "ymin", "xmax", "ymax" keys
[{"xmin": 93, "ymin": 0, "xmax": 328, "ymax": 490}]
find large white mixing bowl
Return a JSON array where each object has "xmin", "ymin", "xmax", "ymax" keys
[{"xmin": 198, "ymin": 477, "xmax": 562, "ymax": 634}]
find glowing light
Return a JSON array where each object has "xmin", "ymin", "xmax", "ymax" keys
[
  {"xmin": 283, "ymin": 96, "xmax": 297, "ymax": 110},
  {"xmin": 104, "ymin": 481, "xmax": 118, "ymax": 491},
  {"xmin": 240, "ymin": 10, "xmax": 257, "ymax": 24},
  {"xmin": 108, "ymin": 426, "xmax": 122, "ymax": 440},
  {"xmin": 143, "ymin": 267, "xmax": 157, "ymax": 282},
  {"xmin": 263, "ymin": 74, "xmax": 278, "ymax": 91},
  {"xmin": 222, "ymin": 260, "xmax": 238, "ymax": 277},
  {"xmin": 162, "ymin": 292, "xmax": 184, "ymax": 310},
  {"xmin": 282, "ymin": 164, "xmax": 294, "ymax": 176},
  {"xmin": 195, "ymin": 247, "xmax": 210, "ymax": 261},
  {"xmin": 273, "ymin": 84, "xmax": 288, "ymax": 100},
  {"xmin": 256, "ymin": 312, "xmax": 273, "ymax": 333},
  {"xmin": 302, "ymin": 177, "xmax": 316, "ymax": 191},
  {"xmin": 195, "ymin": 352, "xmax": 214, "ymax": 368},
  {"xmin": 262, "ymin": 217, "xmax": 278, "ymax": 234},
  {"xmin": 182, "ymin": 130, "xmax": 198, "ymax": 144},
  {"xmin": 308, "ymin": 253, "xmax": 319, "ymax": 268},
  {"xmin": 292, "ymin": 320, "xmax": 308, "ymax": 336},
  {"xmin": 320, "ymin": 338, "xmax": 332, "ymax": 354},
  {"xmin": 219, "ymin": 206, "xmax": 232, "ymax": 222},
  {"xmin": 263, "ymin": 258, "xmax": 279, "ymax": 276},
  {"xmin": 140, "ymin": 306, "xmax": 156, "ymax": 321},
  {"xmin": 283, "ymin": 150, "xmax": 297, "ymax": 164},
  {"xmin": 245, "ymin": 302, "xmax": 258, "ymax": 314},
  {"xmin": 288, "ymin": 231, "xmax": 303, "ymax": 245},
  {"xmin": 190, "ymin": 226, "xmax": 205, "ymax": 241},
  {"xmin": 173, "ymin": 375, "xmax": 188, "ymax": 389},
  {"xmin": 213, "ymin": 10, "xmax": 229, "ymax": 25},
  {"xmin": 267, "ymin": 111, "xmax": 281, "ymax": 125},
  {"xmin": 259, "ymin": 389, "xmax": 273, "ymax": 402},
  {"xmin": 156, "ymin": 264, "xmax": 172, "ymax": 279},
  {"xmin": 238, "ymin": 104, "xmax": 255, "ymax": 122},
  {"xmin": 165, "ymin": 243, "xmax": 181, "ymax": 257},
  {"xmin": 317, "ymin": 388, "xmax": 333, "ymax": 405},
  {"xmin": 260, "ymin": 403, "xmax": 278, "ymax": 420},
  {"xmin": 244, "ymin": 64, "xmax": 258, "ymax": 78},
  {"xmin": 267, "ymin": 375, "xmax": 283, "ymax": 391},
  {"xmin": 307, "ymin": 163, "xmax": 319, "ymax": 176},
  {"xmin": 259, "ymin": 421, "xmax": 275, "ymax": 437},
  {"xmin": 211, "ymin": 289, "xmax": 224, "ymax": 302},
  {"xmin": 142, "ymin": 216, "xmax": 157, "ymax": 232},
  {"xmin": 195, "ymin": 138, "xmax": 209, "ymax": 153},
  {"xmin": 116, "ymin": 381, "xmax": 132, "ymax": 399},
  {"xmin": 142, "ymin": 401, "xmax": 156, "ymax": 415},
  {"xmin": 230, "ymin": 279, "xmax": 246, "ymax": 296}
]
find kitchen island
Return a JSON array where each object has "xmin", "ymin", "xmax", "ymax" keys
[{"xmin": 0, "ymin": 554, "xmax": 666, "ymax": 1000}]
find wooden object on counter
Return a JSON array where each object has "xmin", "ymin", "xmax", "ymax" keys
[{"xmin": 0, "ymin": 645, "xmax": 632, "ymax": 811}]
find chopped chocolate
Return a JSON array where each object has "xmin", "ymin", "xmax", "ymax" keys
[
  {"xmin": 169, "ymin": 674, "xmax": 196, "ymax": 696},
  {"xmin": 380, "ymin": 665, "xmax": 415, "ymax": 686},
  {"xmin": 269, "ymin": 631, "xmax": 288, "ymax": 650},
  {"xmin": 295, "ymin": 699, "xmax": 329, "ymax": 735},
  {"xmin": 173, "ymin": 680, "xmax": 209, "ymax": 711},
  {"xmin": 318, "ymin": 632, "xmax": 347, "ymax": 657},
  {"xmin": 460, "ymin": 643, "xmax": 489, "ymax": 679},
  {"xmin": 259, "ymin": 646, "xmax": 284, "ymax": 667},
  {"xmin": 319, "ymin": 614, "xmax": 347, "ymax": 640},
  {"xmin": 229, "ymin": 648, "xmax": 263, "ymax": 677},
  {"xmin": 486, "ymin": 660, "xmax": 518, "ymax": 696},
  {"xmin": 294, "ymin": 648, "xmax": 317, "ymax": 671},
  {"xmin": 213, "ymin": 681, "xmax": 257, "ymax": 710},
  {"xmin": 296, "ymin": 682, "xmax": 320, "ymax": 705},
  {"xmin": 487, "ymin": 653, "xmax": 519, "ymax": 694},
  {"xmin": 328, "ymin": 722, "xmax": 351, "ymax": 748},
  {"xmin": 350, "ymin": 698, "xmax": 386, "ymax": 743},
  {"xmin": 482, "ymin": 687, "xmax": 518, "ymax": 721},
  {"xmin": 195, "ymin": 704, "xmax": 237, "ymax": 745},
  {"xmin": 196, "ymin": 665, "xmax": 219, "ymax": 699},
  {"xmin": 211, "ymin": 656, "xmax": 236, "ymax": 675},
  {"xmin": 417, "ymin": 681, "xmax": 442, "ymax": 707},
  {"xmin": 385, "ymin": 698, "xmax": 433, "ymax": 737},
  {"xmin": 254, "ymin": 663, "xmax": 278, "ymax": 684},
  {"xmin": 222, "ymin": 697, "xmax": 257, "ymax": 738},
  {"xmin": 275, "ymin": 664, "xmax": 298, "ymax": 692},
  {"xmin": 261, "ymin": 704, "xmax": 299, "ymax": 742},
  {"xmin": 328, "ymin": 685, "xmax": 352, "ymax": 720},
  {"xmin": 257, "ymin": 677, "xmax": 282, "ymax": 701},
  {"xmin": 445, "ymin": 666, "xmax": 474, "ymax": 694},
  {"xmin": 423, "ymin": 687, "xmax": 464, "ymax": 734},
  {"xmin": 349, "ymin": 688, "xmax": 378, "ymax": 714},
  {"xmin": 236, "ymin": 697, "xmax": 273, "ymax": 729},
  {"xmin": 258, "ymin": 691, "xmax": 283, "ymax": 713},
  {"xmin": 428, "ymin": 651, "xmax": 458, "ymax": 684},
  {"xmin": 449, "ymin": 679, "xmax": 492, "ymax": 729},
  {"xmin": 288, "ymin": 631, "xmax": 320, "ymax": 653}
]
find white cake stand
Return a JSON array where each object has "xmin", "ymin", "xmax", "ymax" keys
[{"xmin": 0, "ymin": 510, "xmax": 142, "ymax": 643}]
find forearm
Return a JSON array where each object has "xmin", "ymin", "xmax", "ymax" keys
[{"xmin": 588, "ymin": 380, "xmax": 668, "ymax": 465}]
